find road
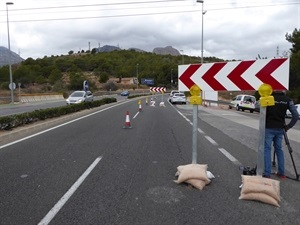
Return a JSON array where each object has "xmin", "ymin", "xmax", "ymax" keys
[
  {"xmin": 0, "ymin": 95, "xmax": 124, "ymax": 117},
  {"xmin": 0, "ymin": 96, "xmax": 299, "ymax": 225}
]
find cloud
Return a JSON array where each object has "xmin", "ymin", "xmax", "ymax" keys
[{"xmin": 0, "ymin": 0, "xmax": 298, "ymax": 60}]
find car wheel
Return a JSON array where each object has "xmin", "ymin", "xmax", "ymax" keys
[
  {"xmin": 250, "ymin": 110, "xmax": 254, "ymax": 113},
  {"xmin": 236, "ymin": 105, "xmax": 240, "ymax": 111},
  {"xmin": 229, "ymin": 105, "xmax": 232, "ymax": 109}
]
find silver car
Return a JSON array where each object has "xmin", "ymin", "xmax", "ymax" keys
[
  {"xmin": 66, "ymin": 91, "xmax": 94, "ymax": 105},
  {"xmin": 170, "ymin": 93, "xmax": 187, "ymax": 104}
]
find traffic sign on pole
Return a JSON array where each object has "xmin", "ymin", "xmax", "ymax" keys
[
  {"xmin": 150, "ymin": 87, "xmax": 166, "ymax": 93},
  {"xmin": 178, "ymin": 58, "xmax": 289, "ymax": 91}
]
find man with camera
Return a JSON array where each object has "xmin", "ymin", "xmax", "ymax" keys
[{"xmin": 263, "ymin": 91, "xmax": 299, "ymax": 179}]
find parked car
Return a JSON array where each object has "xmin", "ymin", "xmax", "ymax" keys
[
  {"xmin": 286, "ymin": 104, "xmax": 300, "ymax": 119},
  {"xmin": 120, "ymin": 91, "xmax": 130, "ymax": 96},
  {"xmin": 66, "ymin": 90, "xmax": 94, "ymax": 105},
  {"xmin": 170, "ymin": 93, "xmax": 187, "ymax": 104},
  {"xmin": 168, "ymin": 90, "xmax": 181, "ymax": 102},
  {"xmin": 229, "ymin": 94, "xmax": 256, "ymax": 113}
]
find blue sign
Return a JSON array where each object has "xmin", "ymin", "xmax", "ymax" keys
[
  {"xmin": 83, "ymin": 80, "xmax": 89, "ymax": 91},
  {"xmin": 141, "ymin": 78, "xmax": 155, "ymax": 86}
]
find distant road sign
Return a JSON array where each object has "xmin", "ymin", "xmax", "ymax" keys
[
  {"xmin": 178, "ymin": 58, "xmax": 289, "ymax": 91},
  {"xmin": 9, "ymin": 82, "xmax": 16, "ymax": 90},
  {"xmin": 150, "ymin": 87, "xmax": 166, "ymax": 93}
]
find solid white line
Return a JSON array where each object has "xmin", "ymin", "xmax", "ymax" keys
[
  {"xmin": 205, "ymin": 136, "xmax": 218, "ymax": 146},
  {"xmin": 0, "ymin": 101, "xmax": 129, "ymax": 149},
  {"xmin": 38, "ymin": 156, "xmax": 103, "ymax": 225}
]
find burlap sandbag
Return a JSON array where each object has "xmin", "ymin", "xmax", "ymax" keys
[
  {"xmin": 185, "ymin": 179, "xmax": 207, "ymax": 190},
  {"xmin": 241, "ymin": 175, "xmax": 280, "ymax": 202},
  {"xmin": 175, "ymin": 164, "xmax": 208, "ymax": 177},
  {"xmin": 176, "ymin": 165, "xmax": 210, "ymax": 184},
  {"xmin": 239, "ymin": 193, "xmax": 280, "ymax": 207}
]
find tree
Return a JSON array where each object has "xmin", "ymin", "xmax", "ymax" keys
[
  {"xmin": 285, "ymin": 28, "xmax": 300, "ymax": 102},
  {"xmin": 286, "ymin": 28, "xmax": 300, "ymax": 53}
]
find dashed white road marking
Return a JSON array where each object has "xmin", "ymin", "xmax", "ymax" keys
[
  {"xmin": 172, "ymin": 104, "xmax": 242, "ymax": 166},
  {"xmin": 218, "ymin": 148, "xmax": 240, "ymax": 166},
  {"xmin": 205, "ymin": 136, "xmax": 218, "ymax": 146}
]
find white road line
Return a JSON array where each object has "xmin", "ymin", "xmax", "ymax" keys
[
  {"xmin": 205, "ymin": 136, "xmax": 218, "ymax": 146},
  {"xmin": 197, "ymin": 128, "xmax": 204, "ymax": 134},
  {"xmin": 38, "ymin": 156, "xmax": 103, "ymax": 225},
  {"xmin": 133, "ymin": 111, "xmax": 139, "ymax": 119},
  {"xmin": 218, "ymin": 148, "xmax": 240, "ymax": 165},
  {"xmin": 173, "ymin": 105, "xmax": 242, "ymax": 166}
]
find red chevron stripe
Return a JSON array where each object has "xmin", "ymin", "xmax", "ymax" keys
[
  {"xmin": 179, "ymin": 64, "xmax": 201, "ymax": 89},
  {"xmin": 227, "ymin": 60, "xmax": 255, "ymax": 90},
  {"xmin": 202, "ymin": 62, "xmax": 227, "ymax": 90},
  {"xmin": 255, "ymin": 58, "xmax": 287, "ymax": 90}
]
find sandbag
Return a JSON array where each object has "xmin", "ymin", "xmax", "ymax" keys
[
  {"xmin": 239, "ymin": 193, "xmax": 280, "ymax": 207},
  {"xmin": 185, "ymin": 179, "xmax": 207, "ymax": 190},
  {"xmin": 176, "ymin": 165, "xmax": 210, "ymax": 184},
  {"xmin": 241, "ymin": 175, "xmax": 280, "ymax": 201},
  {"xmin": 240, "ymin": 175, "xmax": 280, "ymax": 207},
  {"xmin": 175, "ymin": 164, "xmax": 208, "ymax": 177}
]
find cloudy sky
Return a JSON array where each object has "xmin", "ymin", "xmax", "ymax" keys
[{"xmin": 0, "ymin": 0, "xmax": 299, "ymax": 61}]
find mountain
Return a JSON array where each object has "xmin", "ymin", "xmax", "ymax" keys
[
  {"xmin": 97, "ymin": 45, "xmax": 180, "ymax": 55},
  {"xmin": 97, "ymin": 45, "xmax": 121, "ymax": 52},
  {"xmin": 152, "ymin": 46, "xmax": 181, "ymax": 56},
  {"xmin": 0, "ymin": 46, "xmax": 24, "ymax": 67}
]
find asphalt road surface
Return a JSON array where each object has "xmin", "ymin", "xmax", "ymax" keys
[{"xmin": 0, "ymin": 96, "xmax": 300, "ymax": 225}]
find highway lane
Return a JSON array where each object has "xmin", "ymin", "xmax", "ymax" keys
[
  {"xmin": 0, "ymin": 97, "xmax": 300, "ymax": 225},
  {"xmin": 0, "ymin": 95, "xmax": 124, "ymax": 117}
]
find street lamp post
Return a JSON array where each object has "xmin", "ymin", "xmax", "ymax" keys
[
  {"xmin": 171, "ymin": 69, "xmax": 173, "ymax": 89},
  {"xmin": 196, "ymin": 0, "xmax": 206, "ymax": 64},
  {"xmin": 197, "ymin": 0, "xmax": 207, "ymax": 105},
  {"xmin": 136, "ymin": 64, "xmax": 139, "ymax": 89},
  {"xmin": 6, "ymin": 2, "xmax": 14, "ymax": 104}
]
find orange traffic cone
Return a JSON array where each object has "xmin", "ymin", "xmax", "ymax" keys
[{"xmin": 123, "ymin": 111, "xmax": 132, "ymax": 129}]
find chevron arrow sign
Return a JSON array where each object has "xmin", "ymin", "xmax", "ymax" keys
[
  {"xmin": 178, "ymin": 58, "xmax": 289, "ymax": 91},
  {"xmin": 150, "ymin": 87, "xmax": 166, "ymax": 92}
]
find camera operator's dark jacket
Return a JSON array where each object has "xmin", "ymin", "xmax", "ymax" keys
[{"xmin": 266, "ymin": 91, "xmax": 299, "ymax": 129}]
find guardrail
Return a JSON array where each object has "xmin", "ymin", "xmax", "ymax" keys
[{"xmin": 19, "ymin": 94, "xmax": 64, "ymax": 103}]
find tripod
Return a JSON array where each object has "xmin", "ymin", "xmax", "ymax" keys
[{"xmin": 272, "ymin": 129, "xmax": 299, "ymax": 181}]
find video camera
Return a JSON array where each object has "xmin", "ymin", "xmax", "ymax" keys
[{"xmin": 241, "ymin": 166, "xmax": 257, "ymax": 176}]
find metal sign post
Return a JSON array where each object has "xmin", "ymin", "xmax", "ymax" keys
[
  {"xmin": 189, "ymin": 85, "xmax": 202, "ymax": 164},
  {"xmin": 256, "ymin": 84, "xmax": 274, "ymax": 176}
]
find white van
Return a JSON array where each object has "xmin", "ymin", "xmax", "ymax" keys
[{"xmin": 229, "ymin": 95, "xmax": 256, "ymax": 113}]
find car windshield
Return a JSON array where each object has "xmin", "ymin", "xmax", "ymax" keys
[
  {"xmin": 174, "ymin": 93, "xmax": 185, "ymax": 97},
  {"xmin": 71, "ymin": 92, "xmax": 85, "ymax": 97}
]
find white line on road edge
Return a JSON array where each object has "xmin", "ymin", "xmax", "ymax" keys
[{"xmin": 38, "ymin": 156, "xmax": 103, "ymax": 225}]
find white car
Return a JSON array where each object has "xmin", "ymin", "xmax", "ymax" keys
[
  {"xmin": 168, "ymin": 90, "xmax": 182, "ymax": 102},
  {"xmin": 66, "ymin": 91, "xmax": 94, "ymax": 105},
  {"xmin": 170, "ymin": 93, "xmax": 187, "ymax": 104},
  {"xmin": 229, "ymin": 94, "xmax": 256, "ymax": 113},
  {"xmin": 286, "ymin": 104, "xmax": 300, "ymax": 119}
]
